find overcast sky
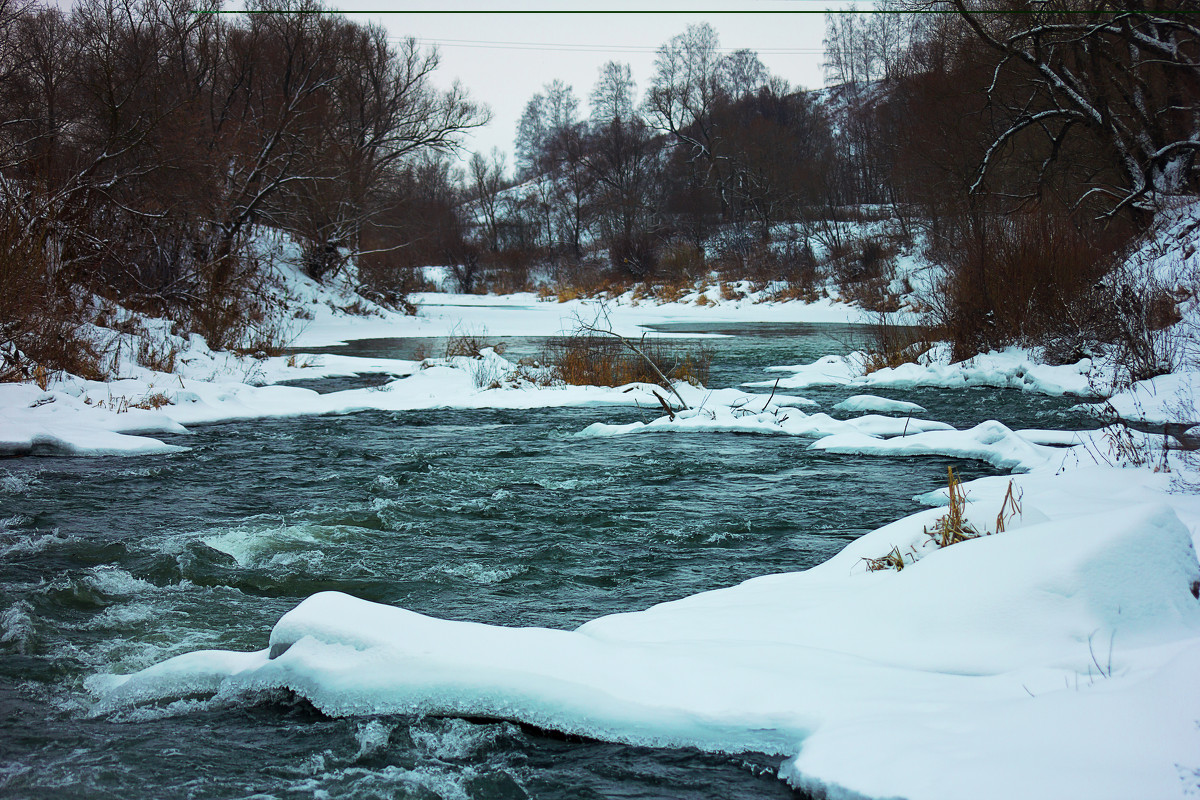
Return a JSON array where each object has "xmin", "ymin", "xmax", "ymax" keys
[{"xmin": 334, "ymin": 1, "xmax": 844, "ymax": 165}]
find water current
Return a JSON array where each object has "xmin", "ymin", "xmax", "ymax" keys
[{"xmin": 0, "ymin": 323, "xmax": 1096, "ymax": 799}]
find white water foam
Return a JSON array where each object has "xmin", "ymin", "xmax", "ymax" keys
[{"xmin": 0, "ymin": 601, "xmax": 36, "ymax": 654}]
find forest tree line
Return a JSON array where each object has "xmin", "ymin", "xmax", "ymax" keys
[
  {"xmin": 1, "ymin": 0, "xmax": 1198, "ymax": 379},
  {"xmin": 0, "ymin": 0, "xmax": 485, "ymax": 375},
  {"xmin": 461, "ymin": 1, "xmax": 1199, "ymax": 371}
]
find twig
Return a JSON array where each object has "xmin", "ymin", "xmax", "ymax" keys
[
  {"xmin": 651, "ymin": 390, "xmax": 676, "ymax": 421},
  {"xmin": 760, "ymin": 377, "xmax": 780, "ymax": 412}
]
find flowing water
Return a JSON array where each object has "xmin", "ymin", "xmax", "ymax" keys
[{"xmin": 0, "ymin": 324, "xmax": 1096, "ymax": 799}]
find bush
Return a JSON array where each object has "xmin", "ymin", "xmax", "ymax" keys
[
  {"xmin": 657, "ymin": 241, "xmax": 705, "ymax": 284},
  {"xmin": 932, "ymin": 206, "xmax": 1132, "ymax": 361},
  {"xmin": 609, "ymin": 232, "xmax": 659, "ymax": 278},
  {"xmin": 445, "ymin": 327, "xmax": 504, "ymax": 359},
  {"xmin": 861, "ymin": 314, "xmax": 935, "ymax": 374},
  {"xmin": 0, "ymin": 219, "xmax": 109, "ymax": 383},
  {"xmin": 829, "ymin": 236, "xmax": 900, "ymax": 312},
  {"xmin": 540, "ymin": 333, "xmax": 712, "ymax": 388},
  {"xmin": 479, "ymin": 251, "xmax": 534, "ymax": 295}
]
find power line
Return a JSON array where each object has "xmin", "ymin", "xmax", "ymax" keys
[{"xmin": 395, "ymin": 36, "xmax": 822, "ymax": 54}]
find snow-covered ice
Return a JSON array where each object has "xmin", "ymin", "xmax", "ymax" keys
[
  {"xmin": 832, "ymin": 393, "xmax": 926, "ymax": 413},
  {"xmin": 748, "ymin": 346, "xmax": 1099, "ymax": 397},
  {"xmin": 810, "ymin": 419, "xmax": 1066, "ymax": 473},
  {"xmin": 577, "ymin": 404, "xmax": 952, "ymax": 440}
]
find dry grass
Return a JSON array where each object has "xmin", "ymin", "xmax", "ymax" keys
[
  {"xmin": 861, "ymin": 315, "xmax": 935, "ymax": 374},
  {"xmin": 864, "ymin": 546, "xmax": 907, "ymax": 572},
  {"xmin": 541, "ymin": 333, "xmax": 712, "ymax": 389},
  {"xmin": 86, "ymin": 389, "xmax": 173, "ymax": 413},
  {"xmin": 131, "ymin": 391, "xmax": 173, "ymax": 410},
  {"xmin": 719, "ymin": 281, "xmax": 746, "ymax": 301},
  {"xmin": 652, "ymin": 280, "xmax": 692, "ymax": 304},
  {"xmin": 866, "ymin": 470, "xmax": 1023, "ymax": 572},
  {"xmin": 33, "ymin": 364, "xmax": 50, "ymax": 391},
  {"xmin": 924, "ymin": 467, "xmax": 978, "ymax": 548},
  {"xmin": 136, "ymin": 334, "xmax": 179, "ymax": 374},
  {"xmin": 445, "ymin": 327, "xmax": 505, "ymax": 358}
]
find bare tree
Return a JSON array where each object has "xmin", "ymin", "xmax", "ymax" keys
[
  {"xmin": 280, "ymin": 25, "xmax": 488, "ymax": 281},
  {"xmin": 585, "ymin": 117, "xmax": 663, "ymax": 276},
  {"xmin": 589, "ymin": 60, "xmax": 636, "ymax": 127},
  {"xmin": 469, "ymin": 147, "xmax": 508, "ymax": 253},
  {"xmin": 514, "ymin": 79, "xmax": 578, "ymax": 177},
  {"xmin": 646, "ymin": 22, "xmax": 733, "ymax": 226},
  {"xmin": 948, "ymin": 0, "xmax": 1200, "ymax": 216},
  {"xmin": 720, "ymin": 48, "xmax": 768, "ymax": 100}
]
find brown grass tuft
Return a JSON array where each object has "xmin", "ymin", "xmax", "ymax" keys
[
  {"xmin": 445, "ymin": 327, "xmax": 504, "ymax": 358},
  {"xmin": 924, "ymin": 466, "xmax": 977, "ymax": 548},
  {"xmin": 541, "ymin": 334, "xmax": 712, "ymax": 389},
  {"xmin": 867, "ymin": 471, "xmax": 1023, "ymax": 572}
]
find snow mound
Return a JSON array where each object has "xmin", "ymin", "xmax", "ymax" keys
[
  {"xmin": 810, "ymin": 420, "xmax": 1066, "ymax": 472},
  {"xmin": 1091, "ymin": 370, "xmax": 1200, "ymax": 426},
  {"xmin": 576, "ymin": 404, "xmax": 952, "ymax": 440},
  {"xmin": 749, "ymin": 347, "xmax": 1097, "ymax": 397},
  {"xmin": 0, "ymin": 384, "xmax": 190, "ymax": 457},
  {"xmin": 833, "ymin": 394, "xmax": 926, "ymax": 413},
  {"xmin": 93, "ymin": 502, "xmax": 1200, "ymax": 800}
]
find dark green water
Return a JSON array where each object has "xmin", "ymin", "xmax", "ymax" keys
[{"xmin": 0, "ymin": 325, "xmax": 1095, "ymax": 799}]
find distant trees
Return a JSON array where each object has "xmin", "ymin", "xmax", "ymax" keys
[
  {"xmin": 810, "ymin": 0, "xmax": 1199, "ymax": 360},
  {"xmin": 589, "ymin": 61, "xmax": 636, "ymax": 126},
  {"xmin": 514, "ymin": 79, "xmax": 580, "ymax": 178},
  {"xmin": 474, "ymin": 22, "xmax": 840, "ymax": 284}
]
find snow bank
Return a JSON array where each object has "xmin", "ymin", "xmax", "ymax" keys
[
  {"xmin": 577, "ymin": 403, "xmax": 951, "ymax": 440},
  {"xmin": 294, "ymin": 289, "xmax": 863, "ymax": 348},
  {"xmin": 6, "ymin": 343, "xmax": 833, "ymax": 456},
  {"xmin": 810, "ymin": 420, "xmax": 1065, "ymax": 473},
  {"xmin": 1093, "ymin": 370, "xmax": 1200, "ymax": 426},
  {"xmin": 832, "ymin": 394, "xmax": 926, "ymax": 414},
  {"xmin": 749, "ymin": 347, "xmax": 1098, "ymax": 397},
  {"xmin": 0, "ymin": 383, "xmax": 189, "ymax": 457},
  {"xmin": 93, "ymin": 499, "xmax": 1200, "ymax": 800}
]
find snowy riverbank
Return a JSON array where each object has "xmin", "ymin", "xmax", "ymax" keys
[
  {"xmin": 91, "ymin": 447, "xmax": 1200, "ymax": 800},
  {"xmin": 8, "ymin": 256, "xmax": 1200, "ymax": 799}
]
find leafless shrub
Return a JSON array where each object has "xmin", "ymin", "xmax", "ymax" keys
[
  {"xmin": 656, "ymin": 241, "xmax": 706, "ymax": 285},
  {"xmin": 470, "ymin": 357, "xmax": 505, "ymax": 389},
  {"xmin": 135, "ymin": 331, "xmax": 179, "ymax": 374},
  {"xmin": 444, "ymin": 327, "xmax": 504, "ymax": 358},
  {"xmin": 1100, "ymin": 264, "xmax": 1186, "ymax": 386},
  {"xmin": 541, "ymin": 333, "xmax": 711, "ymax": 389},
  {"xmin": 861, "ymin": 314, "xmax": 935, "ymax": 374},
  {"xmin": 609, "ymin": 232, "xmax": 660, "ymax": 278},
  {"xmin": 931, "ymin": 206, "xmax": 1133, "ymax": 362},
  {"xmin": 828, "ymin": 236, "xmax": 901, "ymax": 312},
  {"xmin": 0, "ymin": 219, "xmax": 109, "ymax": 383}
]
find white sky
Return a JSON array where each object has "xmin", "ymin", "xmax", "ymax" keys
[{"xmin": 335, "ymin": 1, "xmax": 842, "ymax": 165}]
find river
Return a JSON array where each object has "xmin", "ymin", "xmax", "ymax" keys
[{"xmin": 0, "ymin": 323, "xmax": 1095, "ymax": 799}]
